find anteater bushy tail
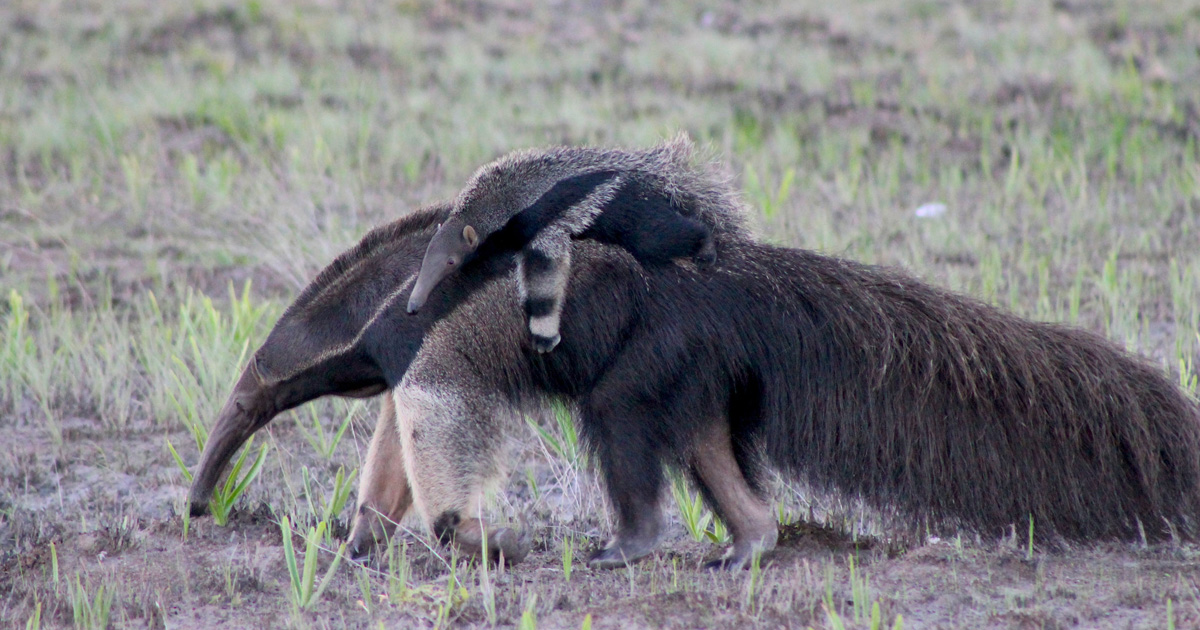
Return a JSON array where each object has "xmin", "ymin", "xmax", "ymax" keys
[{"xmin": 730, "ymin": 245, "xmax": 1200, "ymax": 542}]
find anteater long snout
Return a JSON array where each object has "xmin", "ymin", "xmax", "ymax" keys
[
  {"xmin": 186, "ymin": 367, "xmax": 273, "ymax": 516},
  {"xmin": 406, "ymin": 250, "xmax": 457, "ymax": 314}
]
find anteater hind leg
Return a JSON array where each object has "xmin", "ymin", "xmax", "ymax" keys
[
  {"xmin": 519, "ymin": 229, "xmax": 570, "ymax": 354},
  {"xmin": 581, "ymin": 397, "xmax": 666, "ymax": 569},
  {"xmin": 393, "ymin": 372, "xmax": 530, "ymax": 564},
  {"xmin": 689, "ymin": 422, "xmax": 777, "ymax": 570},
  {"xmin": 348, "ymin": 394, "xmax": 413, "ymax": 559}
]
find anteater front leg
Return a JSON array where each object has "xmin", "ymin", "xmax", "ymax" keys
[
  {"xmin": 519, "ymin": 228, "xmax": 571, "ymax": 354},
  {"xmin": 393, "ymin": 362, "xmax": 530, "ymax": 564}
]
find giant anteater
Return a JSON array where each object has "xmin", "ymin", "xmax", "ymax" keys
[{"xmin": 187, "ymin": 203, "xmax": 1200, "ymax": 570}]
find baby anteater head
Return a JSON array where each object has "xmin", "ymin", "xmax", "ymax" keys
[{"xmin": 407, "ymin": 218, "xmax": 479, "ymax": 313}]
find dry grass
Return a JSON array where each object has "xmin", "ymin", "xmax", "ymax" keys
[{"xmin": 3, "ymin": 0, "xmax": 1200, "ymax": 627}]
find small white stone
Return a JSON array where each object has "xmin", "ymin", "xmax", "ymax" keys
[{"xmin": 915, "ymin": 202, "xmax": 947, "ymax": 218}]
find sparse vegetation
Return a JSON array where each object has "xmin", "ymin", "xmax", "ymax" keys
[
  {"xmin": 67, "ymin": 574, "xmax": 114, "ymax": 630},
  {"xmin": 280, "ymin": 516, "xmax": 347, "ymax": 611},
  {"xmin": 2, "ymin": 0, "xmax": 1200, "ymax": 627}
]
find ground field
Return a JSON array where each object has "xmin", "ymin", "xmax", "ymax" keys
[{"xmin": 3, "ymin": 0, "xmax": 1200, "ymax": 627}]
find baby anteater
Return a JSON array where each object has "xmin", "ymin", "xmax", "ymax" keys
[{"xmin": 405, "ymin": 135, "xmax": 749, "ymax": 352}]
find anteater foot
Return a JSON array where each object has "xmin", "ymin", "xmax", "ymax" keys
[
  {"xmin": 587, "ymin": 547, "xmax": 638, "ymax": 569},
  {"xmin": 489, "ymin": 527, "xmax": 531, "ymax": 565},
  {"xmin": 433, "ymin": 512, "xmax": 531, "ymax": 565},
  {"xmin": 702, "ymin": 550, "xmax": 771, "ymax": 571},
  {"xmin": 694, "ymin": 238, "xmax": 717, "ymax": 267},
  {"xmin": 587, "ymin": 539, "xmax": 656, "ymax": 569}
]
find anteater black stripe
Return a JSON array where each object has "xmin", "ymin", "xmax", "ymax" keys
[
  {"xmin": 525, "ymin": 297, "xmax": 558, "ymax": 318},
  {"xmin": 477, "ymin": 170, "xmax": 620, "ymax": 256},
  {"xmin": 523, "ymin": 249, "xmax": 557, "ymax": 275}
]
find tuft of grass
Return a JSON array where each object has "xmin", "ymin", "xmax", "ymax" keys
[
  {"xmin": 300, "ymin": 464, "xmax": 357, "ymax": 539},
  {"xmin": 744, "ymin": 549, "xmax": 764, "ymax": 613},
  {"xmin": 562, "ymin": 537, "xmax": 575, "ymax": 582},
  {"xmin": 280, "ymin": 516, "xmax": 347, "ymax": 611},
  {"xmin": 1027, "ymin": 514, "xmax": 1036, "ymax": 561},
  {"xmin": 24, "ymin": 600, "xmax": 41, "ymax": 630},
  {"xmin": 68, "ymin": 574, "xmax": 114, "ymax": 630},
  {"xmin": 820, "ymin": 557, "xmax": 903, "ymax": 630},
  {"xmin": 49, "ymin": 542, "xmax": 59, "ymax": 592},
  {"xmin": 387, "ymin": 539, "xmax": 412, "ymax": 602},
  {"xmin": 526, "ymin": 400, "xmax": 584, "ymax": 470},
  {"xmin": 670, "ymin": 474, "xmax": 730, "ymax": 544},
  {"xmin": 293, "ymin": 400, "xmax": 360, "ymax": 461},
  {"xmin": 478, "ymin": 530, "xmax": 498, "ymax": 626},
  {"xmin": 519, "ymin": 594, "xmax": 538, "ymax": 630}
]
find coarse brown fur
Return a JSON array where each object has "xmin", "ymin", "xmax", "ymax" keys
[{"xmin": 188, "ymin": 203, "xmax": 1200, "ymax": 571}]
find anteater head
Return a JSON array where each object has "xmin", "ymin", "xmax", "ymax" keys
[
  {"xmin": 188, "ymin": 204, "xmax": 489, "ymax": 516},
  {"xmin": 406, "ymin": 218, "xmax": 479, "ymax": 314}
]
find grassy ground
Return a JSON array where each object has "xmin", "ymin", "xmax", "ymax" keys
[{"xmin": 2, "ymin": 0, "xmax": 1200, "ymax": 627}]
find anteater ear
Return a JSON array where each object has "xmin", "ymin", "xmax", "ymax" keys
[{"xmin": 463, "ymin": 224, "xmax": 479, "ymax": 249}]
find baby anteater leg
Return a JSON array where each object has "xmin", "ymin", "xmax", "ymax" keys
[
  {"xmin": 519, "ymin": 229, "xmax": 570, "ymax": 353},
  {"xmin": 689, "ymin": 422, "xmax": 777, "ymax": 570},
  {"xmin": 348, "ymin": 394, "xmax": 414, "ymax": 558},
  {"xmin": 394, "ymin": 363, "xmax": 530, "ymax": 564}
]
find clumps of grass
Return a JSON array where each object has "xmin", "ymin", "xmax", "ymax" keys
[
  {"xmin": 24, "ymin": 600, "xmax": 41, "ymax": 630},
  {"xmin": 821, "ymin": 557, "xmax": 903, "ymax": 630},
  {"xmin": 0, "ymin": 282, "xmax": 277, "ymax": 447},
  {"xmin": 68, "ymin": 574, "xmax": 114, "ymax": 630},
  {"xmin": 280, "ymin": 516, "xmax": 347, "ymax": 610},
  {"xmin": 1, "ymin": 290, "xmax": 60, "ymax": 442},
  {"xmin": 477, "ymin": 533, "xmax": 498, "ymax": 625},
  {"xmin": 432, "ymin": 549, "xmax": 471, "ymax": 628},
  {"xmin": 743, "ymin": 549, "xmax": 764, "ymax": 613},
  {"xmin": 300, "ymin": 464, "xmax": 357, "ymax": 538},
  {"xmin": 670, "ymin": 474, "xmax": 729, "ymax": 544},
  {"xmin": 518, "ymin": 594, "xmax": 538, "ymax": 630},
  {"xmin": 293, "ymin": 400, "xmax": 361, "ymax": 461},
  {"xmin": 526, "ymin": 400, "xmax": 584, "ymax": 470},
  {"xmin": 386, "ymin": 540, "xmax": 413, "ymax": 602},
  {"xmin": 561, "ymin": 537, "xmax": 575, "ymax": 582}
]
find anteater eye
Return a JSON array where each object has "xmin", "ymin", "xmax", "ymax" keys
[{"xmin": 447, "ymin": 258, "xmax": 457, "ymax": 267}]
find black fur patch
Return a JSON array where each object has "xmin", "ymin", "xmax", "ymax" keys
[
  {"xmin": 432, "ymin": 511, "xmax": 461, "ymax": 544},
  {"xmin": 479, "ymin": 171, "xmax": 620, "ymax": 256},
  {"xmin": 525, "ymin": 297, "xmax": 557, "ymax": 318},
  {"xmin": 523, "ymin": 249, "xmax": 557, "ymax": 275},
  {"xmin": 581, "ymin": 178, "xmax": 713, "ymax": 265}
]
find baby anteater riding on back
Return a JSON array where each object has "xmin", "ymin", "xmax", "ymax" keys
[{"xmin": 405, "ymin": 135, "xmax": 748, "ymax": 352}]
